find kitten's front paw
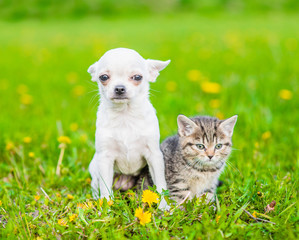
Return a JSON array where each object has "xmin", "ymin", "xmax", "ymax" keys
[
  {"xmin": 209, "ymin": 204, "xmax": 217, "ymax": 212},
  {"xmin": 200, "ymin": 192, "xmax": 215, "ymax": 203},
  {"xmin": 159, "ymin": 198, "xmax": 170, "ymax": 211}
]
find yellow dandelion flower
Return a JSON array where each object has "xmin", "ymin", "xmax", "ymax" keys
[
  {"xmin": 57, "ymin": 136, "xmax": 71, "ymax": 144},
  {"xmin": 67, "ymin": 194, "xmax": 74, "ymax": 200},
  {"xmin": 79, "ymin": 134, "xmax": 88, "ymax": 143},
  {"xmin": 5, "ymin": 141, "xmax": 14, "ymax": 151},
  {"xmin": 257, "ymin": 191, "xmax": 263, "ymax": 197},
  {"xmin": 58, "ymin": 219, "xmax": 67, "ymax": 226},
  {"xmin": 135, "ymin": 207, "xmax": 143, "ymax": 219},
  {"xmin": 66, "ymin": 72, "xmax": 78, "ymax": 84},
  {"xmin": 0, "ymin": 200, "xmax": 2, "ymax": 206},
  {"xmin": 72, "ymin": 85, "xmax": 86, "ymax": 97},
  {"xmin": 142, "ymin": 190, "xmax": 159, "ymax": 207},
  {"xmin": 34, "ymin": 195, "xmax": 40, "ymax": 201},
  {"xmin": 23, "ymin": 136, "xmax": 32, "ymax": 144},
  {"xmin": 216, "ymin": 215, "xmax": 221, "ymax": 224},
  {"xmin": 28, "ymin": 152, "xmax": 35, "ymax": 158},
  {"xmin": 252, "ymin": 211, "xmax": 257, "ymax": 218},
  {"xmin": 262, "ymin": 131, "xmax": 271, "ymax": 140},
  {"xmin": 209, "ymin": 99, "xmax": 220, "ymax": 109},
  {"xmin": 87, "ymin": 201, "xmax": 94, "ymax": 209},
  {"xmin": 85, "ymin": 178, "xmax": 91, "ymax": 184},
  {"xmin": 17, "ymin": 84, "xmax": 28, "ymax": 94},
  {"xmin": 187, "ymin": 69, "xmax": 201, "ymax": 82},
  {"xmin": 77, "ymin": 203, "xmax": 87, "ymax": 209},
  {"xmin": 77, "ymin": 203, "xmax": 84, "ymax": 209},
  {"xmin": 195, "ymin": 102, "xmax": 203, "ymax": 112},
  {"xmin": 216, "ymin": 112, "xmax": 224, "ymax": 120},
  {"xmin": 36, "ymin": 237, "xmax": 43, "ymax": 240},
  {"xmin": 126, "ymin": 192, "xmax": 135, "ymax": 198},
  {"xmin": 165, "ymin": 81, "xmax": 177, "ymax": 92},
  {"xmin": 56, "ymin": 193, "xmax": 61, "ymax": 198},
  {"xmin": 98, "ymin": 198, "xmax": 104, "ymax": 207},
  {"xmin": 70, "ymin": 123, "xmax": 78, "ymax": 132},
  {"xmin": 20, "ymin": 94, "xmax": 33, "ymax": 105},
  {"xmin": 69, "ymin": 214, "xmax": 78, "ymax": 222},
  {"xmin": 135, "ymin": 207, "xmax": 151, "ymax": 226},
  {"xmin": 201, "ymin": 81, "xmax": 221, "ymax": 94},
  {"xmin": 279, "ymin": 89, "xmax": 292, "ymax": 100},
  {"xmin": 224, "ymin": 32, "xmax": 242, "ymax": 50},
  {"xmin": 107, "ymin": 199, "xmax": 113, "ymax": 206}
]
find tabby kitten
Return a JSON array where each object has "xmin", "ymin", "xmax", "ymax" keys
[{"xmin": 138, "ymin": 114, "xmax": 237, "ymax": 203}]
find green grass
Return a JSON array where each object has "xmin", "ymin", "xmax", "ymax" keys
[{"xmin": 0, "ymin": 13, "xmax": 298, "ymax": 239}]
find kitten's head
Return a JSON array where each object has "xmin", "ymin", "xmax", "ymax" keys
[{"xmin": 177, "ymin": 115, "xmax": 237, "ymax": 171}]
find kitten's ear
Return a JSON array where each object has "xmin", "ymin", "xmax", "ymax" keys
[
  {"xmin": 87, "ymin": 61, "xmax": 98, "ymax": 82},
  {"xmin": 146, "ymin": 59, "xmax": 170, "ymax": 82},
  {"xmin": 177, "ymin": 115, "xmax": 198, "ymax": 137},
  {"xmin": 219, "ymin": 115, "xmax": 238, "ymax": 137}
]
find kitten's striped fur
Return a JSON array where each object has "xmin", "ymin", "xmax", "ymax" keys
[{"xmin": 138, "ymin": 115, "xmax": 237, "ymax": 203}]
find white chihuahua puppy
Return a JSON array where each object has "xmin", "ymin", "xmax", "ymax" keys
[{"xmin": 87, "ymin": 48, "xmax": 170, "ymax": 209}]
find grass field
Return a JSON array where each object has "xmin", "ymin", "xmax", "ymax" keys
[{"xmin": 0, "ymin": 13, "xmax": 298, "ymax": 239}]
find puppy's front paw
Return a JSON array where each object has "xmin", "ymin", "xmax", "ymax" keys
[
  {"xmin": 159, "ymin": 198, "xmax": 170, "ymax": 211},
  {"xmin": 92, "ymin": 190, "xmax": 100, "ymax": 200},
  {"xmin": 100, "ymin": 194, "xmax": 113, "ymax": 201}
]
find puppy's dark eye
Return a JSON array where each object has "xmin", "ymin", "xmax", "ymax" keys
[
  {"xmin": 196, "ymin": 144, "xmax": 205, "ymax": 150},
  {"xmin": 99, "ymin": 74, "xmax": 109, "ymax": 81},
  {"xmin": 132, "ymin": 75, "xmax": 143, "ymax": 81}
]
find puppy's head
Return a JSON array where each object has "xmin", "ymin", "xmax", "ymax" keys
[{"xmin": 88, "ymin": 48, "xmax": 170, "ymax": 103}]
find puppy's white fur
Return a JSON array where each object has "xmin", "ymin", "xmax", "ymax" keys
[{"xmin": 88, "ymin": 48, "xmax": 170, "ymax": 209}]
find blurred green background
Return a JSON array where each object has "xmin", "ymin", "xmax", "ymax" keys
[
  {"xmin": 0, "ymin": 0, "xmax": 299, "ymax": 20},
  {"xmin": 0, "ymin": 1, "xmax": 298, "ymax": 238},
  {"xmin": 1, "ymin": 0, "xmax": 298, "ymax": 177}
]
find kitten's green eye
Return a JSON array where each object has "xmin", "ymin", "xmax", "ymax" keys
[
  {"xmin": 196, "ymin": 144, "xmax": 205, "ymax": 150},
  {"xmin": 215, "ymin": 144, "xmax": 223, "ymax": 149}
]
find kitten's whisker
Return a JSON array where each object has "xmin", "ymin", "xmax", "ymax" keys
[
  {"xmin": 231, "ymin": 147, "xmax": 240, "ymax": 151},
  {"xmin": 226, "ymin": 160, "xmax": 243, "ymax": 177},
  {"xmin": 193, "ymin": 159, "xmax": 200, "ymax": 168},
  {"xmin": 225, "ymin": 161, "xmax": 235, "ymax": 173}
]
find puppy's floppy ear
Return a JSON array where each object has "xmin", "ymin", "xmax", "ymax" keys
[
  {"xmin": 219, "ymin": 115, "xmax": 238, "ymax": 137},
  {"xmin": 146, "ymin": 59, "xmax": 170, "ymax": 82},
  {"xmin": 87, "ymin": 61, "xmax": 98, "ymax": 82},
  {"xmin": 177, "ymin": 115, "xmax": 198, "ymax": 137}
]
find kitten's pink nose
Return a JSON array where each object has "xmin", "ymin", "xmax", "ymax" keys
[{"xmin": 208, "ymin": 155, "xmax": 213, "ymax": 159}]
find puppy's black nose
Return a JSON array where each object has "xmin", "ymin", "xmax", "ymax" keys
[
  {"xmin": 208, "ymin": 155, "xmax": 213, "ymax": 159},
  {"xmin": 114, "ymin": 85, "xmax": 126, "ymax": 95}
]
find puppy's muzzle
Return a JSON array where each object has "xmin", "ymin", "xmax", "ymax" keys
[
  {"xmin": 114, "ymin": 85, "xmax": 126, "ymax": 95},
  {"xmin": 113, "ymin": 85, "xmax": 128, "ymax": 100}
]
